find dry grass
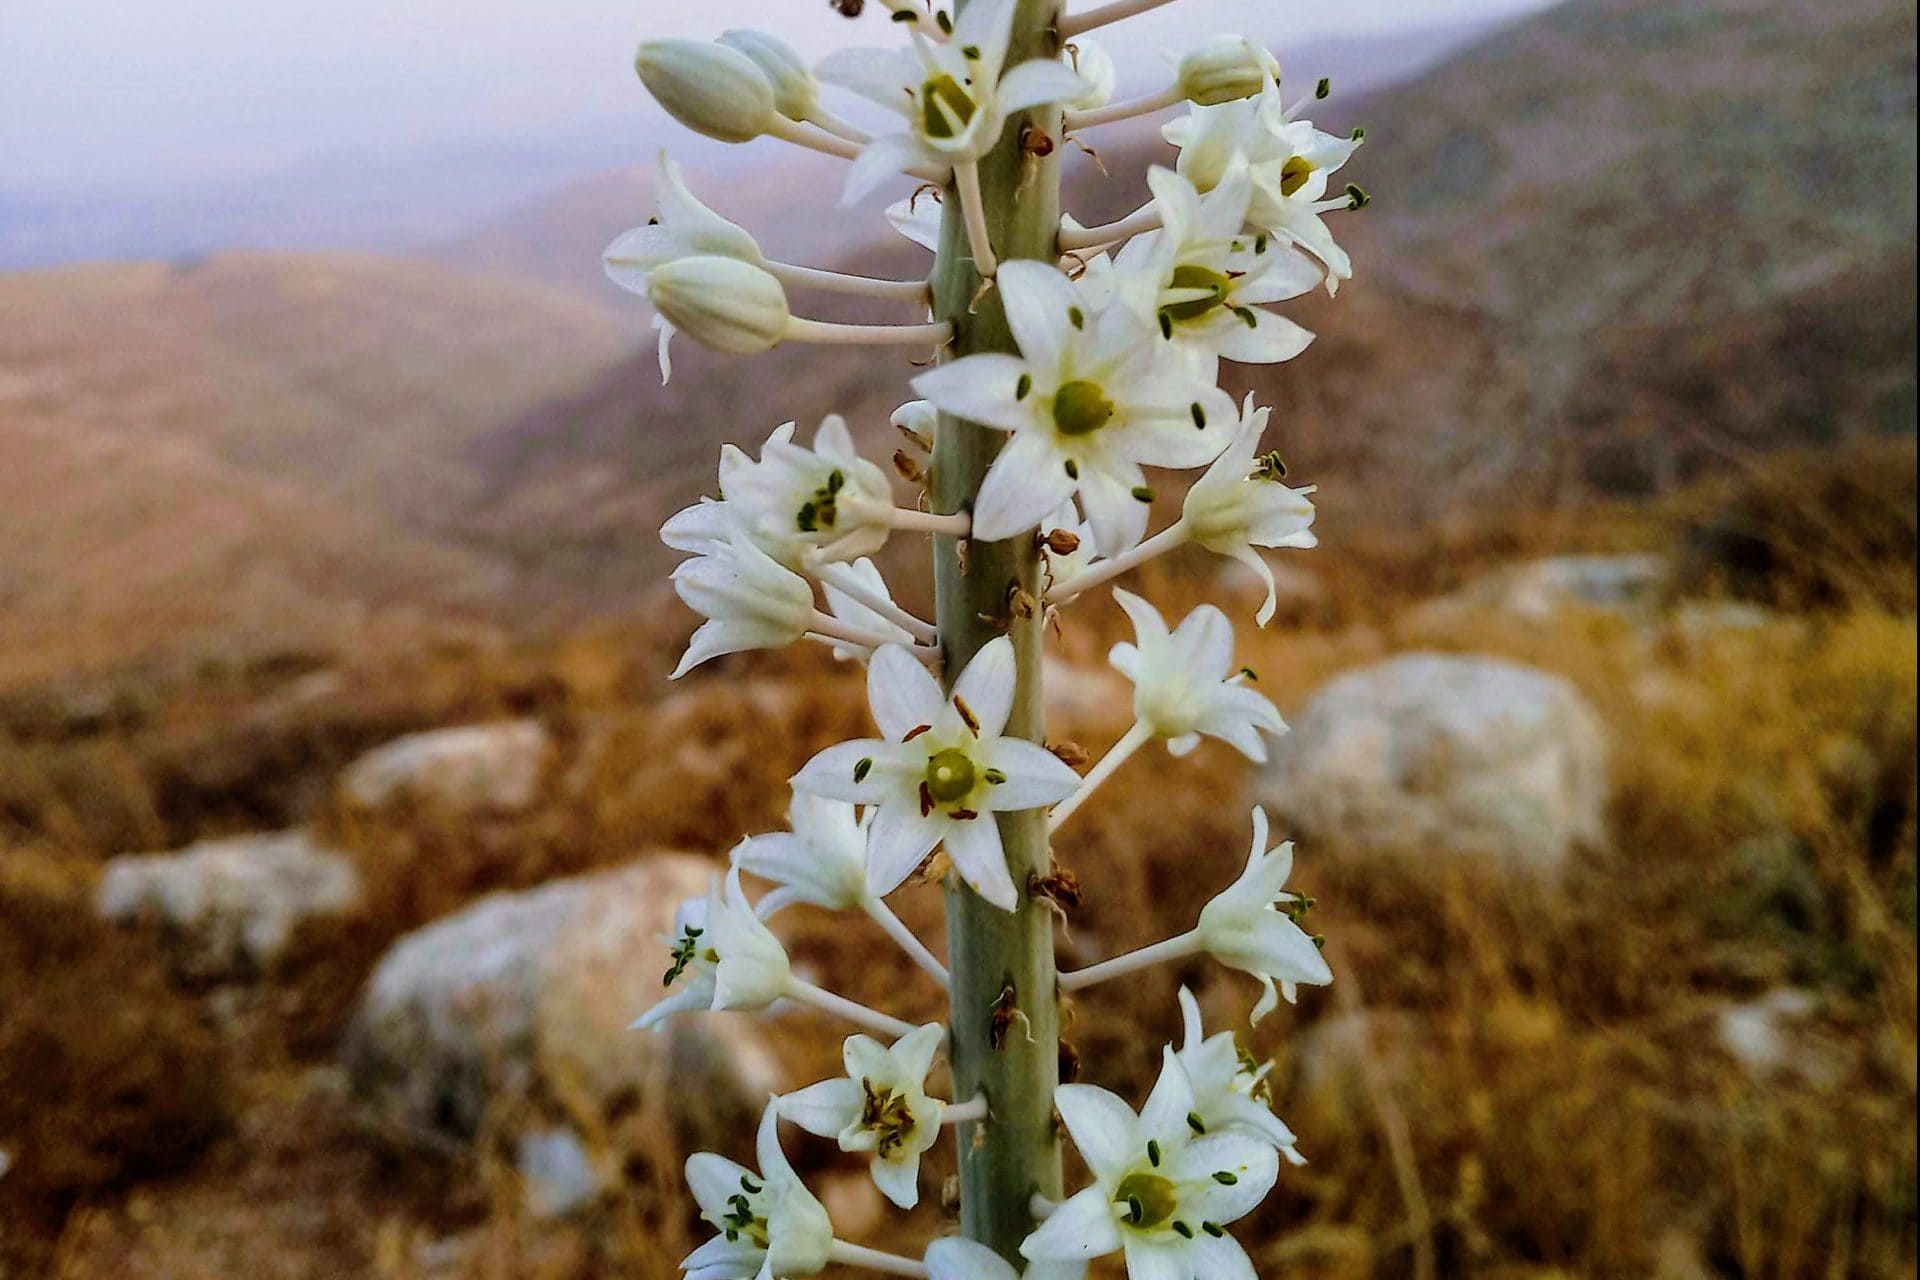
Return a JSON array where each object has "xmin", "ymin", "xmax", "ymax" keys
[{"xmin": 0, "ymin": 479, "xmax": 1913, "ymax": 1279}]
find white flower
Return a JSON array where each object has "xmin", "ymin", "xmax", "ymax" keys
[
  {"xmin": 1108, "ymin": 589, "xmax": 1286, "ymax": 761},
  {"xmin": 1173, "ymin": 36, "xmax": 1278, "ymax": 107},
  {"xmin": 718, "ymin": 29, "xmax": 819, "ymax": 122},
  {"xmin": 1175, "ymin": 986, "xmax": 1306, "ymax": 1166},
  {"xmin": 929, "ymin": 1239, "xmax": 1086, "ymax": 1280},
  {"xmin": 637, "ymin": 39, "xmax": 779, "ymax": 144},
  {"xmin": 1195, "ymin": 807, "xmax": 1333, "ymax": 1023},
  {"xmin": 683, "ymin": 1103, "xmax": 833, "ymax": 1280},
  {"xmin": 886, "ymin": 193, "xmax": 945, "ymax": 252},
  {"xmin": 822, "ymin": 558, "xmax": 915, "ymax": 662},
  {"xmin": 1039, "ymin": 501, "xmax": 1097, "ymax": 592},
  {"xmin": 668, "ymin": 519, "xmax": 816, "ymax": 678},
  {"xmin": 819, "ymin": 0, "xmax": 1089, "ymax": 202},
  {"xmin": 1021, "ymin": 1048, "xmax": 1279, "ymax": 1280},
  {"xmin": 776, "ymin": 1023, "xmax": 947, "ymax": 1208},
  {"xmin": 719, "ymin": 416, "xmax": 896, "ymax": 568},
  {"xmin": 604, "ymin": 154, "xmax": 763, "ymax": 301},
  {"xmin": 1116, "ymin": 163, "xmax": 1321, "ymax": 375},
  {"xmin": 733, "ymin": 794, "xmax": 871, "ymax": 915},
  {"xmin": 1063, "ymin": 38, "xmax": 1116, "ymax": 110},
  {"xmin": 791, "ymin": 638, "xmax": 1080, "ymax": 911},
  {"xmin": 1162, "ymin": 82, "xmax": 1362, "ymax": 290},
  {"xmin": 911, "ymin": 260, "xmax": 1234, "ymax": 552},
  {"xmin": 634, "ymin": 868, "xmax": 793, "ymax": 1030},
  {"xmin": 647, "ymin": 256, "xmax": 790, "ymax": 358},
  {"xmin": 1180, "ymin": 395, "xmax": 1318, "ymax": 625}
]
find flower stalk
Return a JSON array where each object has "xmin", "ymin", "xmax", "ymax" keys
[{"xmin": 928, "ymin": 0, "xmax": 1067, "ymax": 1261}]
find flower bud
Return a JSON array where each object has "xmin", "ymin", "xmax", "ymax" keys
[
  {"xmin": 635, "ymin": 39, "xmax": 776, "ymax": 143},
  {"xmin": 718, "ymin": 29, "xmax": 819, "ymax": 121},
  {"xmin": 648, "ymin": 256, "xmax": 790, "ymax": 355},
  {"xmin": 1176, "ymin": 37, "xmax": 1279, "ymax": 107}
]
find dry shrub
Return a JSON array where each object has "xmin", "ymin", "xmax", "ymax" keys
[{"xmin": 0, "ymin": 849, "xmax": 227, "ymax": 1262}]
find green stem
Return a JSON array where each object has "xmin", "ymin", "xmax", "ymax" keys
[{"xmin": 930, "ymin": 0, "xmax": 1066, "ymax": 1264}]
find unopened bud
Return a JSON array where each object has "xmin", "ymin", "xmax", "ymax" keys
[
  {"xmin": 717, "ymin": 29, "xmax": 819, "ymax": 121},
  {"xmin": 1176, "ymin": 37, "xmax": 1279, "ymax": 107},
  {"xmin": 648, "ymin": 256, "xmax": 790, "ymax": 355},
  {"xmin": 636, "ymin": 40, "xmax": 777, "ymax": 144}
]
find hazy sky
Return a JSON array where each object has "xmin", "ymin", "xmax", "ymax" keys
[{"xmin": 1, "ymin": 0, "xmax": 1554, "ymax": 193}]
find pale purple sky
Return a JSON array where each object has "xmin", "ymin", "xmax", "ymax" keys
[{"xmin": 1, "ymin": 0, "xmax": 1554, "ymax": 192}]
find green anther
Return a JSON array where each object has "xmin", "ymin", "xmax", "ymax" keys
[
  {"xmin": 1131, "ymin": 486, "xmax": 1155, "ymax": 503},
  {"xmin": 1212, "ymin": 1170, "xmax": 1239, "ymax": 1185},
  {"xmin": 961, "ymin": 43, "xmax": 980, "ymax": 58},
  {"xmin": 1234, "ymin": 306, "xmax": 1258, "ymax": 329},
  {"xmin": 1114, "ymin": 1172, "xmax": 1180, "ymax": 1230},
  {"xmin": 921, "ymin": 74, "xmax": 978, "ymax": 140},
  {"xmin": 1147, "ymin": 1140, "xmax": 1161, "ymax": 1167},
  {"xmin": 1190, "ymin": 402, "xmax": 1208, "ymax": 429},
  {"xmin": 854, "ymin": 757, "xmax": 873, "ymax": 783},
  {"xmin": 1052, "ymin": 380, "xmax": 1114, "ymax": 436},
  {"xmin": 1254, "ymin": 232, "xmax": 1269, "ymax": 253},
  {"xmin": 1159, "ymin": 263, "xmax": 1233, "ymax": 324},
  {"xmin": 1346, "ymin": 183, "xmax": 1371, "ymax": 210},
  {"xmin": 1315, "ymin": 76, "xmax": 1331, "ymax": 98},
  {"xmin": 983, "ymin": 768, "xmax": 1007, "ymax": 785},
  {"xmin": 1067, "ymin": 305, "xmax": 1085, "ymax": 329},
  {"xmin": 1351, "ymin": 126, "xmax": 1367, "ymax": 140},
  {"xmin": 1252, "ymin": 450, "xmax": 1288, "ymax": 480},
  {"xmin": 1064, "ymin": 458, "xmax": 1079, "ymax": 479},
  {"xmin": 1203, "ymin": 1222, "xmax": 1226, "ymax": 1238},
  {"xmin": 924, "ymin": 748, "xmax": 977, "ymax": 803},
  {"xmin": 662, "ymin": 925, "xmax": 705, "ymax": 987},
  {"xmin": 1187, "ymin": 1112, "xmax": 1207, "ymax": 1134},
  {"xmin": 1172, "ymin": 1221, "xmax": 1194, "ymax": 1239},
  {"xmin": 935, "ymin": 7, "xmax": 953, "ymax": 32},
  {"xmin": 1280, "ymin": 156, "xmax": 1315, "ymax": 198},
  {"xmin": 859, "ymin": 1080, "xmax": 920, "ymax": 1157},
  {"xmin": 1015, "ymin": 372, "xmax": 1033, "ymax": 400},
  {"xmin": 891, "ymin": 8, "xmax": 917, "ymax": 19}
]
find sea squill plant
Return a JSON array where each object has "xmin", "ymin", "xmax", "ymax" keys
[{"xmin": 608, "ymin": 1, "xmax": 1367, "ymax": 1274}]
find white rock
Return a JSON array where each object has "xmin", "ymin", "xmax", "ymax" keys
[
  {"xmin": 517, "ymin": 1128, "xmax": 603, "ymax": 1219},
  {"xmin": 1414, "ymin": 554, "xmax": 1665, "ymax": 624},
  {"xmin": 340, "ymin": 720, "xmax": 550, "ymax": 815},
  {"xmin": 343, "ymin": 855, "xmax": 781, "ymax": 1158},
  {"xmin": 96, "ymin": 830, "xmax": 362, "ymax": 978},
  {"xmin": 1259, "ymin": 653, "xmax": 1609, "ymax": 870}
]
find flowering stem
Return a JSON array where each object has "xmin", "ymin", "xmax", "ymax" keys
[
  {"xmin": 767, "ymin": 260, "xmax": 930, "ymax": 303},
  {"xmin": 889, "ymin": 507, "xmax": 972, "ymax": 536},
  {"xmin": 826, "ymin": 1240, "xmax": 931, "ymax": 1278},
  {"xmin": 1045, "ymin": 518, "xmax": 1189, "ymax": 607},
  {"xmin": 816, "ymin": 561, "xmax": 941, "ymax": 643},
  {"xmin": 929, "ymin": 0, "xmax": 1067, "ymax": 1264},
  {"xmin": 766, "ymin": 116, "xmax": 946, "ymax": 181},
  {"xmin": 953, "ymin": 160, "xmax": 1000, "ymax": 278},
  {"xmin": 808, "ymin": 608, "xmax": 936, "ymax": 654},
  {"xmin": 1062, "ymin": 84, "xmax": 1183, "ymax": 132},
  {"xmin": 785, "ymin": 317, "xmax": 954, "ymax": 347},
  {"xmin": 862, "ymin": 895, "xmax": 952, "ymax": 986},
  {"xmin": 1047, "ymin": 720, "xmax": 1152, "ymax": 834},
  {"xmin": 1056, "ymin": 201, "xmax": 1162, "ymax": 251},
  {"xmin": 944, "ymin": 1093, "xmax": 990, "ymax": 1124},
  {"xmin": 785, "ymin": 978, "xmax": 920, "ymax": 1040},
  {"xmin": 1059, "ymin": 0, "xmax": 1177, "ymax": 38},
  {"xmin": 1058, "ymin": 929, "xmax": 1201, "ymax": 992},
  {"xmin": 804, "ymin": 105, "xmax": 874, "ymax": 146}
]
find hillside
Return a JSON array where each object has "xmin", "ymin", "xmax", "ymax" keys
[
  {"xmin": 458, "ymin": 0, "xmax": 1915, "ymax": 605},
  {"xmin": 0, "ymin": 253, "xmax": 630, "ymax": 684}
]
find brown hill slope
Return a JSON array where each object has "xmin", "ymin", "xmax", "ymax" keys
[{"xmin": 0, "ymin": 253, "xmax": 629, "ymax": 683}]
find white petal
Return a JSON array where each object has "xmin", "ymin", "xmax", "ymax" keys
[
  {"xmin": 1213, "ymin": 308, "xmax": 1314, "ymax": 365},
  {"xmin": 912, "ymin": 354, "xmax": 1034, "ymax": 434},
  {"xmin": 975, "ymin": 737, "xmax": 1083, "ymax": 807},
  {"xmin": 866, "ymin": 804, "xmax": 943, "ymax": 897},
  {"xmin": 1076, "ymin": 459, "xmax": 1150, "ymax": 556},
  {"xmin": 868, "ymin": 643, "xmax": 946, "ymax": 738},
  {"xmin": 1020, "ymin": 1186, "xmax": 1124, "ymax": 1262},
  {"xmin": 841, "ymin": 130, "xmax": 935, "ymax": 205},
  {"xmin": 942, "ymin": 816, "xmax": 1017, "ymax": 911},
  {"xmin": 951, "ymin": 635, "xmax": 1016, "ymax": 738},
  {"xmin": 996, "ymin": 57, "xmax": 1093, "ymax": 115},
  {"xmin": 973, "ymin": 429, "xmax": 1079, "ymax": 541},
  {"xmin": 995, "ymin": 259, "xmax": 1082, "ymax": 371},
  {"xmin": 870, "ymin": 1152, "xmax": 922, "ymax": 1209},
  {"xmin": 791, "ymin": 739, "xmax": 892, "ymax": 802},
  {"xmin": 1053, "ymin": 1084, "xmax": 1141, "ymax": 1177},
  {"xmin": 776, "ymin": 1079, "xmax": 863, "ymax": 1138},
  {"xmin": 1117, "ymin": 1237, "xmax": 1188, "ymax": 1280},
  {"xmin": 1140, "ymin": 1045, "xmax": 1197, "ymax": 1138}
]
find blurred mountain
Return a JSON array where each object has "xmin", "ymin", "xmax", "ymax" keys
[{"xmin": 0, "ymin": 253, "xmax": 627, "ymax": 684}]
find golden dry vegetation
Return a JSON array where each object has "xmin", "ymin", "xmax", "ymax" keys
[{"xmin": 1, "ymin": 444, "xmax": 1912, "ymax": 1279}]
